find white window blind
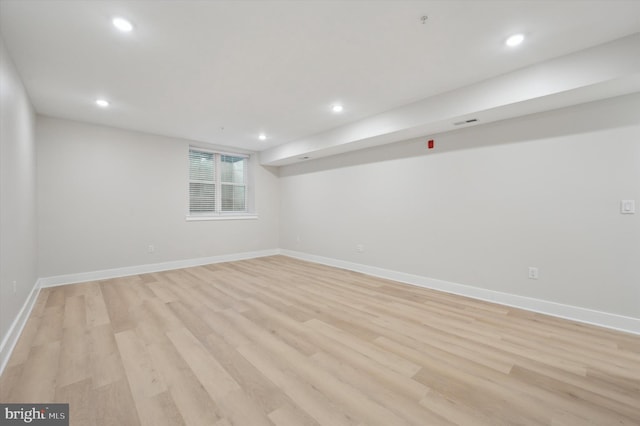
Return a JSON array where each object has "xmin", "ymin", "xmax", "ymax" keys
[
  {"xmin": 189, "ymin": 148, "xmax": 248, "ymax": 216},
  {"xmin": 220, "ymin": 154, "xmax": 247, "ymax": 212}
]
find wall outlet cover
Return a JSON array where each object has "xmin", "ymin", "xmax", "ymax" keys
[{"xmin": 621, "ymin": 200, "xmax": 635, "ymax": 214}]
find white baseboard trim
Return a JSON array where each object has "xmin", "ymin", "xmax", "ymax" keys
[
  {"xmin": 0, "ymin": 249, "xmax": 279, "ymax": 376},
  {"xmin": 39, "ymin": 249, "xmax": 280, "ymax": 288},
  {"xmin": 0, "ymin": 280, "xmax": 41, "ymax": 377},
  {"xmin": 280, "ymin": 249, "xmax": 640, "ymax": 336},
  {"xmin": 6, "ymin": 246, "xmax": 637, "ymax": 379}
]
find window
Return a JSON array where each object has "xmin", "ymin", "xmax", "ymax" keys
[{"xmin": 188, "ymin": 148, "xmax": 250, "ymax": 217}]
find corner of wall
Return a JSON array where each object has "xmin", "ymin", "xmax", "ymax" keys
[
  {"xmin": 0, "ymin": 281, "xmax": 41, "ymax": 376},
  {"xmin": 0, "ymin": 34, "xmax": 39, "ymax": 376}
]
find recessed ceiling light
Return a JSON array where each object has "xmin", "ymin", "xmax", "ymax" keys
[
  {"xmin": 258, "ymin": 133, "xmax": 267, "ymax": 141},
  {"xmin": 332, "ymin": 104, "xmax": 344, "ymax": 113},
  {"xmin": 505, "ymin": 33, "xmax": 525, "ymax": 47},
  {"xmin": 95, "ymin": 99, "xmax": 110, "ymax": 107},
  {"xmin": 112, "ymin": 17, "xmax": 133, "ymax": 33}
]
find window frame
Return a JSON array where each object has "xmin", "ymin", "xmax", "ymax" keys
[{"xmin": 187, "ymin": 146, "xmax": 256, "ymax": 221}]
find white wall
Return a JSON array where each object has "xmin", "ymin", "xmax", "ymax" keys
[
  {"xmin": 0, "ymin": 37, "xmax": 37, "ymax": 347},
  {"xmin": 280, "ymin": 93, "xmax": 640, "ymax": 319},
  {"xmin": 37, "ymin": 117, "xmax": 279, "ymax": 277}
]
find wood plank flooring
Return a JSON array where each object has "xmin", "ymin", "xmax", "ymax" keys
[{"xmin": 1, "ymin": 255, "xmax": 639, "ymax": 425}]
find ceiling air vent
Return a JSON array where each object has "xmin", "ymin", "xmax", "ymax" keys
[{"xmin": 454, "ymin": 118, "xmax": 478, "ymax": 126}]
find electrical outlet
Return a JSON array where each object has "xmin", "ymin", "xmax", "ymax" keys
[
  {"xmin": 296, "ymin": 234, "xmax": 301, "ymax": 243},
  {"xmin": 12, "ymin": 281, "xmax": 17, "ymax": 294},
  {"xmin": 528, "ymin": 267, "xmax": 539, "ymax": 280},
  {"xmin": 148, "ymin": 244, "xmax": 155, "ymax": 254},
  {"xmin": 356, "ymin": 244, "xmax": 365, "ymax": 253},
  {"xmin": 621, "ymin": 200, "xmax": 635, "ymax": 214}
]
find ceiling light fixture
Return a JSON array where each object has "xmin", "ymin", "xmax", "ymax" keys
[
  {"xmin": 95, "ymin": 99, "xmax": 110, "ymax": 107},
  {"xmin": 259, "ymin": 133, "xmax": 267, "ymax": 141},
  {"xmin": 112, "ymin": 17, "xmax": 133, "ymax": 32},
  {"xmin": 505, "ymin": 33, "xmax": 525, "ymax": 47},
  {"xmin": 332, "ymin": 104, "xmax": 344, "ymax": 113}
]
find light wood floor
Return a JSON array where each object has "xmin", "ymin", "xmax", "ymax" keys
[{"xmin": 1, "ymin": 256, "xmax": 639, "ymax": 425}]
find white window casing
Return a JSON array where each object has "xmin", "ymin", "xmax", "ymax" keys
[{"xmin": 187, "ymin": 147, "xmax": 256, "ymax": 220}]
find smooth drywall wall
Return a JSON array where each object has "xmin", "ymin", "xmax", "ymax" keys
[
  {"xmin": 0, "ymin": 37, "xmax": 37, "ymax": 344},
  {"xmin": 37, "ymin": 117, "xmax": 279, "ymax": 277},
  {"xmin": 279, "ymin": 93, "xmax": 640, "ymax": 319}
]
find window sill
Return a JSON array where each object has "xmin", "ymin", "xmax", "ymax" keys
[{"xmin": 186, "ymin": 215, "xmax": 258, "ymax": 222}]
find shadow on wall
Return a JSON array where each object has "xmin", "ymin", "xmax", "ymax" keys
[{"xmin": 279, "ymin": 93, "xmax": 640, "ymax": 177}]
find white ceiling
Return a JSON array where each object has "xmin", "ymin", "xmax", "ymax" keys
[{"xmin": 1, "ymin": 1, "xmax": 640, "ymax": 154}]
